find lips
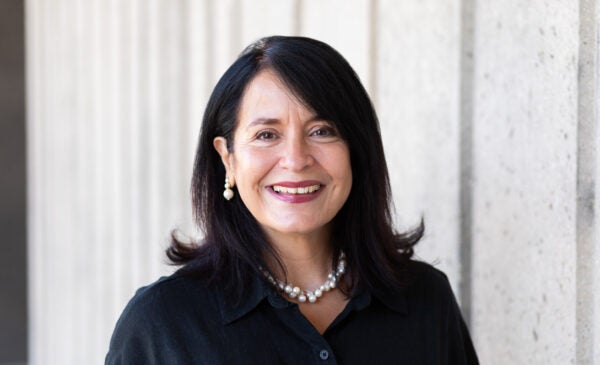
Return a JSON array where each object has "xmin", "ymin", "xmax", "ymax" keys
[
  {"xmin": 267, "ymin": 181, "xmax": 324, "ymax": 203},
  {"xmin": 272, "ymin": 184, "xmax": 321, "ymax": 195}
]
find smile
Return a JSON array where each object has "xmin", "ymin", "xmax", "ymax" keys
[
  {"xmin": 267, "ymin": 181, "xmax": 325, "ymax": 203},
  {"xmin": 271, "ymin": 184, "xmax": 321, "ymax": 195}
]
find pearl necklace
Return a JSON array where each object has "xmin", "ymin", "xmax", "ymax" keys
[{"xmin": 260, "ymin": 253, "xmax": 346, "ymax": 304}]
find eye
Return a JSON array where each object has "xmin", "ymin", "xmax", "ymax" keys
[
  {"xmin": 310, "ymin": 125, "xmax": 338, "ymax": 138},
  {"xmin": 256, "ymin": 130, "xmax": 277, "ymax": 141}
]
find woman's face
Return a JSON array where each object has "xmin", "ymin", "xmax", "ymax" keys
[{"xmin": 214, "ymin": 70, "xmax": 352, "ymax": 241}]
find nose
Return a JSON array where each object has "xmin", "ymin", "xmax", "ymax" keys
[{"xmin": 278, "ymin": 134, "xmax": 314, "ymax": 171}]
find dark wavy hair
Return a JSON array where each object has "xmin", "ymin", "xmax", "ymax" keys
[{"xmin": 168, "ymin": 36, "xmax": 423, "ymax": 300}]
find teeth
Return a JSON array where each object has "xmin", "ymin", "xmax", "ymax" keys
[{"xmin": 272, "ymin": 184, "xmax": 321, "ymax": 194}]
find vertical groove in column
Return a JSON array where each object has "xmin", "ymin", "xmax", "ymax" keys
[
  {"xmin": 179, "ymin": 0, "xmax": 192, "ymax": 227},
  {"xmin": 155, "ymin": 0, "xmax": 172, "ymax": 277},
  {"xmin": 108, "ymin": 0, "xmax": 123, "ymax": 317},
  {"xmin": 73, "ymin": 0, "xmax": 89, "ymax": 361},
  {"xmin": 60, "ymin": 0, "xmax": 75, "ymax": 360},
  {"xmin": 205, "ymin": 0, "xmax": 214, "ymax": 93},
  {"xmin": 147, "ymin": 0, "xmax": 160, "ymax": 277},
  {"xmin": 26, "ymin": 0, "xmax": 43, "ymax": 362},
  {"xmin": 166, "ymin": 0, "xmax": 184, "ymax": 268},
  {"xmin": 294, "ymin": 0, "xmax": 302, "ymax": 35},
  {"xmin": 186, "ymin": 0, "xmax": 201, "ymax": 200},
  {"xmin": 46, "ymin": 0, "xmax": 60, "ymax": 360},
  {"xmin": 130, "ymin": 0, "xmax": 143, "ymax": 287},
  {"xmin": 40, "ymin": 1, "xmax": 50, "ymax": 357},
  {"xmin": 90, "ymin": 0, "xmax": 102, "ymax": 359},
  {"xmin": 368, "ymin": 0, "xmax": 378, "ymax": 107},
  {"xmin": 575, "ymin": 0, "xmax": 598, "ymax": 363},
  {"xmin": 458, "ymin": 0, "xmax": 476, "ymax": 325},
  {"xmin": 231, "ymin": 0, "xmax": 241, "ymax": 58},
  {"xmin": 137, "ymin": 0, "xmax": 151, "ymax": 284}
]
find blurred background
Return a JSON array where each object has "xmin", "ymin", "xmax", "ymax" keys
[{"xmin": 1, "ymin": 0, "xmax": 599, "ymax": 364}]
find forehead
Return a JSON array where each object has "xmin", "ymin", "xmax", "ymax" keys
[{"xmin": 238, "ymin": 70, "xmax": 313, "ymax": 123}]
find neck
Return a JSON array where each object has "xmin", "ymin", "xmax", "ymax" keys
[{"xmin": 264, "ymin": 227, "xmax": 334, "ymax": 290}]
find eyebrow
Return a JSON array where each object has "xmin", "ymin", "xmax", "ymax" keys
[
  {"xmin": 247, "ymin": 118, "xmax": 280, "ymax": 128},
  {"xmin": 246, "ymin": 115, "xmax": 325, "ymax": 129}
]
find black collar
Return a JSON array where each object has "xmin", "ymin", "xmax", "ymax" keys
[{"xmin": 219, "ymin": 273, "xmax": 409, "ymax": 325}]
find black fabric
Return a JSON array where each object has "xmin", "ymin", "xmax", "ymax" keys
[{"xmin": 106, "ymin": 261, "xmax": 478, "ymax": 364}]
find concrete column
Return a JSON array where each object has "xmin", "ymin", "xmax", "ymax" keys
[
  {"xmin": 26, "ymin": 0, "xmax": 199, "ymax": 362},
  {"xmin": 468, "ymin": 0, "xmax": 588, "ymax": 363},
  {"xmin": 300, "ymin": 0, "xmax": 372, "ymax": 90},
  {"xmin": 576, "ymin": 1, "xmax": 600, "ymax": 363},
  {"xmin": 240, "ymin": 0, "xmax": 297, "ymax": 46},
  {"xmin": 376, "ymin": 0, "xmax": 463, "ymax": 296}
]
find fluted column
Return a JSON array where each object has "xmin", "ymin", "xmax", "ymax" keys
[
  {"xmin": 26, "ymin": 1, "xmax": 200, "ymax": 362},
  {"xmin": 377, "ymin": 0, "xmax": 464, "ymax": 299}
]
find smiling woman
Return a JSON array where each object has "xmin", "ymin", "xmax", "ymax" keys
[
  {"xmin": 105, "ymin": 36, "xmax": 479, "ymax": 364},
  {"xmin": 213, "ymin": 70, "xmax": 352, "ymax": 240}
]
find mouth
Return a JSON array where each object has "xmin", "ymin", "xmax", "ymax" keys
[
  {"xmin": 267, "ymin": 182, "xmax": 324, "ymax": 203},
  {"xmin": 271, "ymin": 184, "xmax": 322, "ymax": 195}
]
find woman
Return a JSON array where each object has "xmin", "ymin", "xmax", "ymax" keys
[{"xmin": 106, "ymin": 36, "xmax": 478, "ymax": 364}]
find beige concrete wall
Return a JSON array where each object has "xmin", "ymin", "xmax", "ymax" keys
[
  {"xmin": 26, "ymin": 0, "xmax": 599, "ymax": 363},
  {"xmin": 470, "ymin": 1, "xmax": 579, "ymax": 363}
]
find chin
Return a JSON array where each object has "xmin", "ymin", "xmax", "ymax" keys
[{"xmin": 265, "ymin": 221, "xmax": 326, "ymax": 236}]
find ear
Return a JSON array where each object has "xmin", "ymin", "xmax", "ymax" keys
[{"xmin": 213, "ymin": 137, "xmax": 235, "ymax": 186}]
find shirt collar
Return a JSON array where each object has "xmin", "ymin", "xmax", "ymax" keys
[
  {"xmin": 372, "ymin": 288, "xmax": 409, "ymax": 315},
  {"xmin": 220, "ymin": 272, "xmax": 291, "ymax": 325},
  {"xmin": 220, "ymin": 272, "xmax": 409, "ymax": 325},
  {"xmin": 344, "ymin": 284, "xmax": 408, "ymax": 315}
]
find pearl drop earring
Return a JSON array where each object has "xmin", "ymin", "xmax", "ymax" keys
[{"xmin": 223, "ymin": 178, "xmax": 234, "ymax": 200}]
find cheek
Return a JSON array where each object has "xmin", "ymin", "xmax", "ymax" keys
[
  {"xmin": 340, "ymin": 168, "xmax": 353, "ymax": 199},
  {"xmin": 232, "ymin": 148, "xmax": 276, "ymax": 187},
  {"xmin": 326, "ymin": 147, "xmax": 352, "ymax": 184},
  {"xmin": 337, "ymin": 155, "xmax": 353, "ymax": 197}
]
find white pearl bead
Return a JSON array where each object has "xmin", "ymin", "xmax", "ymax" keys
[
  {"xmin": 259, "ymin": 252, "xmax": 346, "ymax": 305},
  {"xmin": 223, "ymin": 189, "xmax": 234, "ymax": 200}
]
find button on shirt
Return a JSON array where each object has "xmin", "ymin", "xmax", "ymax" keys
[{"xmin": 106, "ymin": 261, "xmax": 479, "ymax": 364}]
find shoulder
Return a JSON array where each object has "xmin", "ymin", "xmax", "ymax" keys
[
  {"xmin": 399, "ymin": 260, "xmax": 463, "ymax": 324},
  {"xmin": 123, "ymin": 270, "xmax": 218, "ymax": 318},
  {"xmin": 405, "ymin": 260, "xmax": 455, "ymax": 300},
  {"xmin": 402, "ymin": 260, "xmax": 480, "ymax": 363},
  {"xmin": 105, "ymin": 271, "xmax": 222, "ymax": 364},
  {"xmin": 372, "ymin": 260, "xmax": 458, "ymax": 317}
]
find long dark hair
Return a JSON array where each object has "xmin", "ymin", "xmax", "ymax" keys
[{"xmin": 167, "ymin": 36, "xmax": 423, "ymax": 300}]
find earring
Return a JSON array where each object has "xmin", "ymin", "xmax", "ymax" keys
[{"xmin": 223, "ymin": 177, "xmax": 234, "ymax": 200}]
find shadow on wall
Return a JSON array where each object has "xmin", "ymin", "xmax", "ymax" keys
[{"xmin": 0, "ymin": 0, "xmax": 27, "ymax": 364}]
